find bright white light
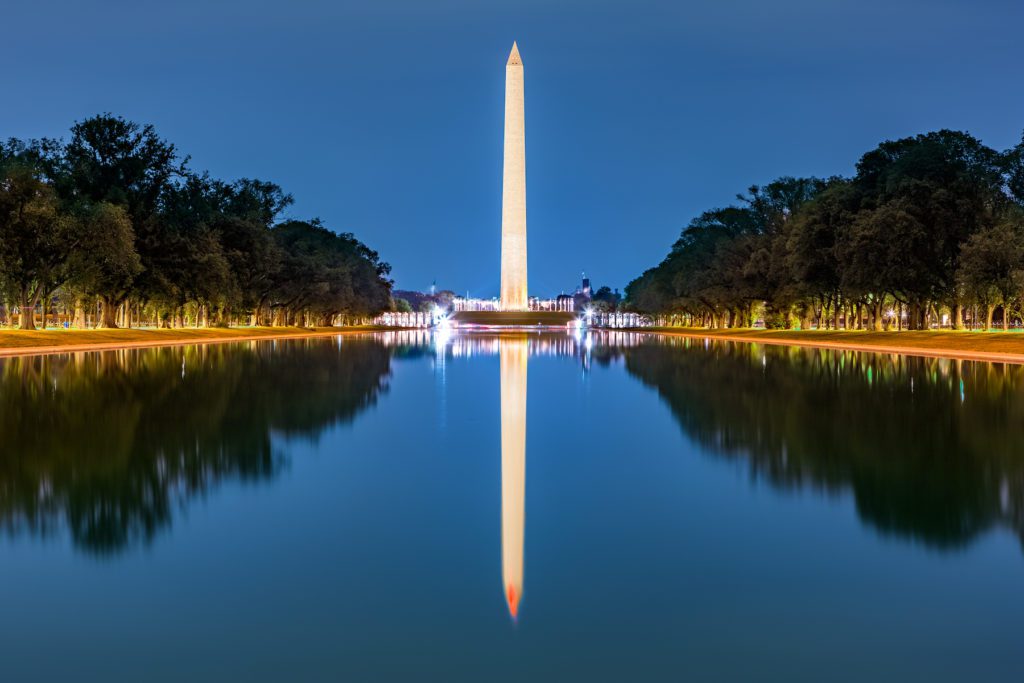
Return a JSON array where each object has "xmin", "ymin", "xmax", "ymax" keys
[{"xmin": 433, "ymin": 318, "xmax": 452, "ymax": 350}]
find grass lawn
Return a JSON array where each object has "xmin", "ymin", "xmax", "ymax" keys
[
  {"xmin": 0, "ymin": 326, "xmax": 387, "ymax": 353},
  {"xmin": 642, "ymin": 327, "xmax": 1024, "ymax": 358}
]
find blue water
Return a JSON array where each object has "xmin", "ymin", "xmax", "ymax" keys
[{"xmin": 0, "ymin": 331, "xmax": 1020, "ymax": 681}]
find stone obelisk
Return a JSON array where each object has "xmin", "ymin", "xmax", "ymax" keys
[{"xmin": 500, "ymin": 42, "xmax": 528, "ymax": 311}]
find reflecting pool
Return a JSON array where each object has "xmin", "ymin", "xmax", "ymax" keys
[{"xmin": 1, "ymin": 331, "xmax": 1021, "ymax": 681}]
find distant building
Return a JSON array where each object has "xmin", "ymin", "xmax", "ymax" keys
[
  {"xmin": 453, "ymin": 296, "xmax": 501, "ymax": 311},
  {"xmin": 573, "ymin": 272, "xmax": 592, "ymax": 311},
  {"xmin": 529, "ymin": 296, "xmax": 573, "ymax": 312}
]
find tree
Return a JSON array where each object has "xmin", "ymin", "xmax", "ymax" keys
[
  {"xmin": 0, "ymin": 115, "xmax": 392, "ymax": 330},
  {"xmin": 67, "ymin": 203, "xmax": 142, "ymax": 328},
  {"xmin": 0, "ymin": 155, "xmax": 74, "ymax": 329},
  {"xmin": 270, "ymin": 220, "xmax": 392, "ymax": 326},
  {"xmin": 783, "ymin": 180, "xmax": 849, "ymax": 328},
  {"xmin": 851, "ymin": 130, "xmax": 1005, "ymax": 328},
  {"xmin": 1002, "ymin": 133, "xmax": 1024, "ymax": 206},
  {"xmin": 592, "ymin": 285, "xmax": 621, "ymax": 310},
  {"xmin": 53, "ymin": 114, "xmax": 187, "ymax": 307},
  {"xmin": 958, "ymin": 212, "xmax": 1024, "ymax": 329},
  {"xmin": 626, "ymin": 129, "xmax": 1017, "ymax": 332},
  {"xmin": 210, "ymin": 178, "xmax": 292, "ymax": 324}
]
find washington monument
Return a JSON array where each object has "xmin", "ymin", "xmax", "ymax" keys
[{"xmin": 500, "ymin": 42, "xmax": 528, "ymax": 311}]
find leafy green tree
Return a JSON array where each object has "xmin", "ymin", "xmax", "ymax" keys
[
  {"xmin": 0, "ymin": 115, "xmax": 392, "ymax": 330},
  {"xmin": 53, "ymin": 114, "xmax": 186, "ymax": 309},
  {"xmin": 155, "ymin": 173, "xmax": 236, "ymax": 326},
  {"xmin": 210, "ymin": 178, "xmax": 291, "ymax": 324},
  {"xmin": 625, "ymin": 266, "xmax": 674, "ymax": 315},
  {"xmin": 1001, "ymin": 133, "xmax": 1024, "ymax": 206},
  {"xmin": 0, "ymin": 154, "xmax": 75, "ymax": 329},
  {"xmin": 67, "ymin": 203, "xmax": 142, "ymax": 328},
  {"xmin": 958, "ymin": 212, "xmax": 1024, "ymax": 329},
  {"xmin": 592, "ymin": 285, "xmax": 621, "ymax": 310},
  {"xmin": 851, "ymin": 130, "xmax": 1005, "ymax": 328},
  {"xmin": 627, "ymin": 130, "xmax": 1017, "ymax": 332},
  {"xmin": 270, "ymin": 220, "xmax": 392, "ymax": 326},
  {"xmin": 780, "ymin": 181, "xmax": 848, "ymax": 327}
]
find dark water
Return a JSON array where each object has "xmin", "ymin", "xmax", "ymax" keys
[{"xmin": 1, "ymin": 331, "xmax": 1021, "ymax": 681}]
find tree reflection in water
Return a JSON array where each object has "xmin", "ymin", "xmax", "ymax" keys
[
  {"xmin": 6, "ymin": 331, "xmax": 1023, "ymax": 560},
  {"xmin": 623, "ymin": 336, "xmax": 1024, "ymax": 552},
  {"xmin": 0, "ymin": 338, "xmax": 391, "ymax": 555}
]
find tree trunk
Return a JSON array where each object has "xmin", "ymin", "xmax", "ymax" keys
[
  {"xmin": 254, "ymin": 298, "xmax": 268, "ymax": 326},
  {"xmin": 73, "ymin": 300, "xmax": 86, "ymax": 329},
  {"xmin": 986, "ymin": 304, "xmax": 995, "ymax": 330},
  {"xmin": 99, "ymin": 297, "xmax": 119, "ymax": 329},
  {"xmin": 18, "ymin": 294, "xmax": 37, "ymax": 330}
]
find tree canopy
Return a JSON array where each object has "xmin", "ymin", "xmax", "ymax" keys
[
  {"xmin": 627, "ymin": 129, "xmax": 1024, "ymax": 330},
  {"xmin": 0, "ymin": 114, "xmax": 392, "ymax": 329}
]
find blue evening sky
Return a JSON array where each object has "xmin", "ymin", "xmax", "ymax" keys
[{"xmin": 2, "ymin": 0, "xmax": 1022, "ymax": 295}]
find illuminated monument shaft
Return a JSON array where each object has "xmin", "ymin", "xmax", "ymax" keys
[
  {"xmin": 500, "ymin": 337, "xmax": 527, "ymax": 618},
  {"xmin": 500, "ymin": 42, "xmax": 528, "ymax": 311}
]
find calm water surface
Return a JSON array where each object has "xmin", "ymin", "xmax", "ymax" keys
[{"xmin": 1, "ymin": 331, "xmax": 1022, "ymax": 681}]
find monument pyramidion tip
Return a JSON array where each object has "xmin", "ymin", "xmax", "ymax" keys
[{"xmin": 507, "ymin": 41, "xmax": 522, "ymax": 66}]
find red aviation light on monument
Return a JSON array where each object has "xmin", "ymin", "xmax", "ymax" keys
[{"xmin": 506, "ymin": 583, "xmax": 521, "ymax": 619}]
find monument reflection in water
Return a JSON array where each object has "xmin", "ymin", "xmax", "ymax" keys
[
  {"xmin": 499, "ymin": 336, "xmax": 527, "ymax": 619},
  {"xmin": 442, "ymin": 331, "xmax": 585, "ymax": 620},
  {"xmin": 3, "ymin": 330, "xmax": 1024, "ymax": 679}
]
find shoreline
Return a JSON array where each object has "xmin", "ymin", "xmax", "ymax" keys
[
  {"xmin": 8, "ymin": 324, "xmax": 1024, "ymax": 365},
  {"xmin": 630, "ymin": 327, "xmax": 1024, "ymax": 365},
  {"xmin": 0, "ymin": 326, "xmax": 393, "ymax": 359}
]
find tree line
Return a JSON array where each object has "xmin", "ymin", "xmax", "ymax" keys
[
  {"xmin": 0, "ymin": 114, "xmax": 392, "ymax": 330},
  {"xmin": 626, "ymin": 129, "xmax": 1024, "ymax": 330}
]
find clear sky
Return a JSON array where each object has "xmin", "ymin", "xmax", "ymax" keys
[{"xmin": 2, "ymin": 0, "xmax": 1022, "ymax": 295}]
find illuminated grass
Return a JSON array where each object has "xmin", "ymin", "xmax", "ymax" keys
[
  {"xmin": 0, "ymin": 326, "xmax": 387, "ymax": 352},
  {"xmin": 645, "ymin": 327, "xmax": 1024, "ymax": 356}
]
